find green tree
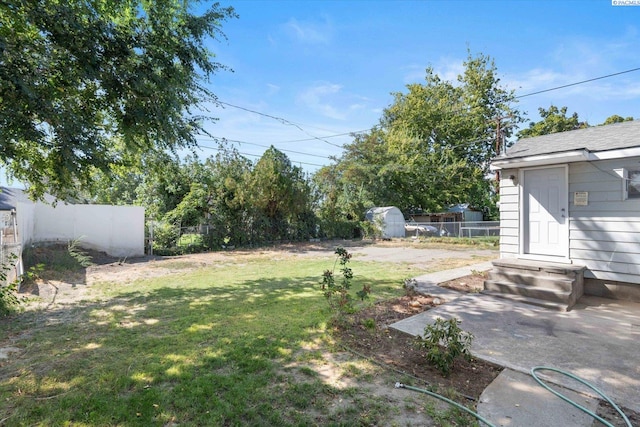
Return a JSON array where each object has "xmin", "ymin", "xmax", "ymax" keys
[
  {"xmin": 517, "ymin": 105, "xmax": 588, "ymax": 139},
  {"xmin": 315, "ymin": 52, "xmax": 518, "ymax": 221},
  {"xmin": 201, "ymin": 150, "xmax": 253, "ymax": 247},
  {"xmin": 133, "ymin": 153, "xmax": 194, "ymax": 221},
  {"xmin": 0, "ymin": 0, "xmax": 236, "ymax": 200},
  {"xmin": 245, "ymin": 147, "xmax": 315, "ymax": 242},
  {"xmin": 601, "ymin": 115, "xmax": 634, "ymax": 126}
]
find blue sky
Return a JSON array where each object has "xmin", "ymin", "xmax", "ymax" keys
[
  {"xmin": 3, "ymin": 0, "xmax": 639, "ymax": 189},
  {"xmin": 197, "ymin": 0, "xmax": 640, "ymax": 173}
]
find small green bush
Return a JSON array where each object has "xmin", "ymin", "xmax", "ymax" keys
[
  {"xmin": 415, "ymin": 317, "xmax": 473, "ymax": 376},
  {"xmin": 0, "ymin": 254, "xmax": 23, "ymax": 316},
  {"xmin": 151, "ymin": 222, "xmax": 180, "ymax": 250},
  {"xmin": 67, "ymin": 238, "xmax": 94, "ymax": 268},
  {"xmin": 402, "ymin": 278, "xmax": 419, "ymax": 297},
  {"xmin": 177, "ymin": 233, "xmax": 207, "ymax": 252},
  {"xmin": 321, "ymin": 247, "xmax": 371, "ymax": 319}
]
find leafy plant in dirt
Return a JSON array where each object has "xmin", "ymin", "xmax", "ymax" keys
[
  {"xmin": 403, "ymin": 278, "xmax": 419, "ymax": 297},
  {"xmin": 321, "ymin": 247, "xmax": 371, "ymax": 318},
  {"xmin": 0, "ymin": 254, "xmax": 24, "ymax": 316},
  {"xmin": 415, "ymin": 317, "xmax": 474, "ymax": 376},
  {"xmin": 67, "ymin": 238, "xmax": 94, "ymax": 267}
]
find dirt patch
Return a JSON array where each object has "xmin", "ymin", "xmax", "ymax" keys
[
  {"xmin": 334, "ymin": 293, "xmax": 502, "ymax": 403},
  {"xmin": 439, "ymin": 271, "xmax": 487, "ymax": 293}
]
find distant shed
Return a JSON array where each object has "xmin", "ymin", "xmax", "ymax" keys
[
  {"xmin": 448, "ymin": 204, "xmax": 483, "ymax": 222},
  {"xmin": 364, "ymin": 206, "xmax": 405, "ymax": 238},
  {"xmin": 409, "ymin": 204, "xmax": 483, "ymax": 223}
]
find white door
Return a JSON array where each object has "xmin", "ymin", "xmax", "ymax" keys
[{"xmin": 523, "ymin": 166, "xmax": 568, "ymax": 257}]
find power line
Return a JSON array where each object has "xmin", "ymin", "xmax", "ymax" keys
[
  {"xmin": 197, "ymin": 137, "xmax": 332, "ymax": 159},
  {"xmin": 213, "ymin": 66, "xmax": 640, "ymax": 160},
  {"xmin": 218, "ymin": 101, "xmax": 345, "ymax": 148},
  {"xmin": 516, "ymin": 67, "xmax": 640, "ymax": 99},
  {"xmin": 197, "ymin": 143, "xmax": 327, "ymax": 168},
  {"xmin": 269, "ymin": 129, "xmax": 371, "ymax": 144}
]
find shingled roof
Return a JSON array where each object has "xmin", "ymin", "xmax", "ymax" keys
[
  {"xmin": 0, "ymin": 187, "xmax": 57, "ymax": 210},
  {"xmin": 496, "ymin": 119, "xmax": 640, "ymax": 161}
]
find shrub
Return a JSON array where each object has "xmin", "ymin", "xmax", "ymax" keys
[
  {"xmin": 67, "ymin": 238, "xmax": 94, "ymax": 267},
  {"xmin": 321, "ymin": 247, "xmax": 371, "ymax": 319},
  {"xmin": 0, "ymin": 254, "xmax": 23, "ymax": 317},
  {"xmin": 415, "ymin": 317, "xmax": 473, "ymax": 376},
  {"xmin": 403, "ymin": 278, "xmax": 419, "ymax": 297},
  {"xmin": 151, "ymin": 222, "xmax": 180, "ymax": 250}
]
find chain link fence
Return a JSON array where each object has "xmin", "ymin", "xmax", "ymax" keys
[
  {"xmin": 404, "ymin": 221, "xmax": 500, "ymax": 238},
  {"xmin": 148, "ymin": 220, "xmax": 500, "ymax": 254}
]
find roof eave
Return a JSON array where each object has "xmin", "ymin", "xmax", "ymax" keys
[
  {"xmin": 491, "ymin": 149, "xmax": 591, "ymax": 170},
  {"xmin": 591, "ymin": 146, "xmax": 640, "ymax": 160},
  {"xmin": 491, "ymin": 146, "xmax": 640, "ymax": 170}
]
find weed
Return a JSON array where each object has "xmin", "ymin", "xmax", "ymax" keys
[
  {"xmin": 362, "ymin": 317, "xmax": 376, "ymax": 330},
  {"xmin": 23, "ymin": 242, "xmax": 93, "ymax": 272},
  {"xmin": 415, "ymin": 317, "xmax": 473, "ymax": 376},
  {"xmin": 403, "ymin": 278, "xmax": 419, "ymax": 297},
  {"xmin": 67, "ymin": 238, "xmax": 94, "ymax": 267},
  {"xmin": 0, "ymin": 254, "xmax": 25, "ymax": 316},
  {"xmin": 22, "ymin": 263, "xmax": 45, "ymax": 284},
  {"xmin": 470, "ymin": 269, "xmax": 488, "ymax": 278},
  {"xmin": 320, "ymin": 247, "xmax": 371, "ymax": 319},
  {"xmin": 0, "ymin": 275, "xmax": 20, "ymax": 317}
]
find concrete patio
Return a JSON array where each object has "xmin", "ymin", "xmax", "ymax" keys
[{"xmin": 391, "ymin": 268, "xmax": 640, "ymax": 425}]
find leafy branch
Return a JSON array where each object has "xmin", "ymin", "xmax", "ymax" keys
[{"xmin": 321, "ymin": 247, "xmax": 371, "ymax": 318}]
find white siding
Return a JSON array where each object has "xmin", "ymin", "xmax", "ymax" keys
[
  {"xmin": 499, "ymin": 169, "xmax": 519, "ymax": 257},
  {"xmin": 568, "ymin": 159, "xmax": 640, "ymax": 284}
]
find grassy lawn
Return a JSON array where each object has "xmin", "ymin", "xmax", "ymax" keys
[{"xmin": 0, "ymin": 246, "xmax": 489, "ymax": 426}]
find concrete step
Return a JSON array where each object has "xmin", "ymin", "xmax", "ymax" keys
[
  {"xmin": 484, "ymin": 280, "xmax": 572, "ymax": 304},
  {"xmin": 491, "ymin": 258, "xmax": 585, "ymax": 276},
  {"xmin": 481, "ymin": 290, "xmax": 571, "ymax": 311},
  {"xmin": 487, "ymin": 271, "xmax": 574, "ymax": 292}
]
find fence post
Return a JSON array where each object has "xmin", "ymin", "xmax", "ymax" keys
[{"xmin": 148, "ymin": 221, "xmax": 154, "ymax": 256}]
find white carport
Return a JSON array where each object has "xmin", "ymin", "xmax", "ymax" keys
[{"xmin": 364, "ymin": 206, "xmax": 405, "ymax": 238}]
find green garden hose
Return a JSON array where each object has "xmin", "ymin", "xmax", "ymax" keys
[
  {"xmin": 396, "ymin": 366, "xmax": 633, "ymax": 427},
  {"xmin": 395, "ymin": 381, "xmax": 497, "ymax": 427},
  {"xmin": 531, "ymin": 366, "xmax": 632, "ymax": 427}
]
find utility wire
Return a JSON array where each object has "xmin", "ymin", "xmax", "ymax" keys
[
  {"xmin": 213, "ymin": 66, "xmax": 640, "ymax": 159},
  {"xmin": 515, "ymin": 67, "xmax": 640, "ymax": 99},
  {"xmin": 218, "ymin": 101, "xmax": 344, "ymax": 148},
  {"xmin": 266, "ymin": 129, "xmax": 371, "ymax": 144},
  {"xmin": 197, "ymin": 143, "xmax": 326, "ymax": 168},
  {"xmin": 197, "ymin": 137, "xmax": 333, "ymax": 159}
]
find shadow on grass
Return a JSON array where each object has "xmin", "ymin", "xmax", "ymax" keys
[{"xmin": 1, "ymin": 273, "xmax": 405, "ymax": 426}]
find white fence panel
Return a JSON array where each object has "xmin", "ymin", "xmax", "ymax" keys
[{"xmin": 32, "ymin": 204, "xmax": 145, "ymax": 257}]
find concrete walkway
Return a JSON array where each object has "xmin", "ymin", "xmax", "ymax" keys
[{"xmin": 391, "ymin": 262, "xmax": 640, "ymax": 426}]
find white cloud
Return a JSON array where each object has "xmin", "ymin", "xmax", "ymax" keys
[
  {"xmin": 506, "ymin": 68, "xmax": 569, "ymax": 95},
  {"xmin": 297, "ymin": 83, "xmax": 346, "ymax": 120},
  {"xmin": 266, "ymin": 83, "xmax": 281, "ymax": 96},
  {"xmin": 403, "ymin": 57, "xmax": 467, "ymax": 86},
  {"xmin": 504, "ymin": 27, "xmax": 640, "ymax": 107},
  {"xmin": 433, "ymin": 57, "xmax": 466, "ymax": 84},
  {"xmin": 282, "ymin": 16, "xmax": 332, "ymax": 45}
]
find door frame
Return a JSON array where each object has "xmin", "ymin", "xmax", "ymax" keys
[{"xmin": 518, "ymin": 164, "xmax": 571, "ymax": 263}]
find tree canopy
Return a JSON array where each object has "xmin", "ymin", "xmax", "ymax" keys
[
  {"xmin": 517, "ymin": 105, "xmax": 588, "ymax": 139},
  {"xmin": 516, "ymin": 106, "xmax": 634, "ymax": 139},
  {"xmin": 0, "ymin": 0, "xmax": 236, "ymax": 199},
  {"xmin": 315, "ymin": 52, "xmax": 521, "ymax": 219},
  {"xmin": 601, "ymin": 114, "xmax": 634, "ymax": 126}
]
